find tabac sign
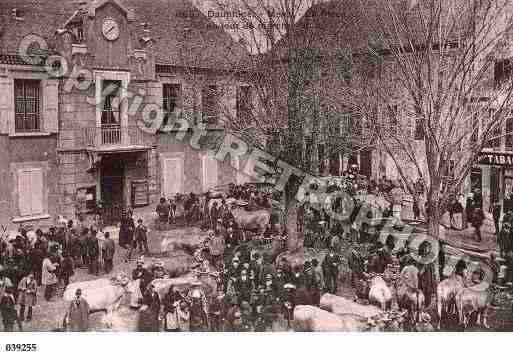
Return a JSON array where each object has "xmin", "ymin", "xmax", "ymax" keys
[{"xmin": 478, "ymin": 150, "xmax": 513, "ymax": 166}]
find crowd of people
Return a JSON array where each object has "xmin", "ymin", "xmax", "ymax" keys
[
  {"xmin": 0, "ymin": 168, "xmax": 508, "ymax": 332},
  {"xmin": 125, "ymin": 173, "xmax": 429, "ymax": 332},
  {"xmin": 0, "ymin": 219, "xmax": 116, "ymax": 331}
]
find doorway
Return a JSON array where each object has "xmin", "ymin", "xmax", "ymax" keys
[{"xmin": 101, "ymin": 155, "xmax": 125, "ymax": 224}]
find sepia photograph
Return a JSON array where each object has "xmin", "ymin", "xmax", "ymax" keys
[{"xmin": 0, "ymin": 0, "xmax": 512, "ymax": 348}]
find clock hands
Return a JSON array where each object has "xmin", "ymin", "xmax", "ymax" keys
[{"xmin": 105, "ymin": 26, "xmax": 116, "ymax": 35}]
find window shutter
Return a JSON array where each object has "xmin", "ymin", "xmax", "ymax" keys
[
  {"xmin": 43, "ymin": 79, "xmax": 59, "ymax": 133},
  {"xmin": 18, "ymin": 170, "xmax": 32, "ymax": 216},
  {"xmin": 30, "ymin": 169, "xmax": 44, "ymax": 215},
  {"xmin": 17, "ymin": 168, "xmax": 44, "ymax": 216},
  {"xmin": 202, "ymin": 153, "xmax": 218, "ymax": 191},
  {"xmin": 0, "ymin": 77, "xmax": 14, "ymax": 134},
  {"xmin": 162, "ymin": 158, "xmax": 183, "ymax": 196},
  {"xmin": 209, "ymin": 155, "xmax": 218, "ymax": 189}
]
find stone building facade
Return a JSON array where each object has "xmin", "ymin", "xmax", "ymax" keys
[{"xmin": 0, "ymin": 0, "xmax": 251, "ymax": 226}]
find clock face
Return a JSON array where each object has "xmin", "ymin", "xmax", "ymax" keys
[{"xmin": 102, "ymin": 18, "xmax": 120, "ymax": 41}]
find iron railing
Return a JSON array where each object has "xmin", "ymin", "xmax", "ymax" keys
[{"xmin": 83, "ymin": 125, "xmax": 149, "ymax": 147}]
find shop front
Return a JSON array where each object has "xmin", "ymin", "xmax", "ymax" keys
[{"xmin": 477, "ymin": 150, "xmax": 513, "ymax": 217}]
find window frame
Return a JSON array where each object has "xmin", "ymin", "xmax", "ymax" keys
[
  {"xmin": 162, "ymin": 83, "xmax": 182, "ymax": 128},
  {"xmin": 101, "ymin": 79, "xmax": 121, "ymax": 126},
  {"xmin": 202, "ymin": 85, "xmax": 219, "ymax": 125},
  {"xmin": 17, "ymin": 167, "xmax": 44, "ymax": 217},
  {"xmin": 14, "ymin": 79, "xmax": 41, "ymax": 133}
]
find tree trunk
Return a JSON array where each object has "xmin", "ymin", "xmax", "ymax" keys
[
  {"xmin": 427, "ymin": 212, "xmax": 440, "ymax": 238},
  {"xmin": 285, "ymin": 198, "xmax": 301, "ymax": 251},
  {"xmin": 283, "ymin": 172, "xmax": 303, "ymax": 251},
  {"xmin": 426, "ymin": 192, "xmax": 441, "ymax": 282}
]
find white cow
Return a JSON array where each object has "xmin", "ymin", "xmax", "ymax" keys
[
  {"xmin": 320, "ymin": 293, "xmax": 383, "ymax": 318},
  {"xmin": 63, "ymin": 274, "xmax": 132, "ymax": 328},
  {"xmin": 369, "ymin": 276, "xmax": 393, "ymax": 311},
  {"xmin": 293, "ymin": 305, "xmax": 370, "ymax": 332}
]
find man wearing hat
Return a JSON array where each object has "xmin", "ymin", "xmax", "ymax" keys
[
  {"xmin": 209, "ymin": 290, "xmax": 228, "ymax": 331},
  {"xmin": 322, "ymin": 247, "xmax": 342, "ymax": 294},
  {"xmin": 235, "ymin": 269, "xmax": 254, "ymax": 305},
  {"xmin": 224, "ymin": 226, "xmax": 239, "ymax": 255},
  {"xmin": 156, "ymin": 197, "xmax": 170, "ymax": 230},
  {"xmin": 499, "ymin": 222, "xmax": 512, "ymax": 258},
  {"xmin": 138, "ymin": 283, "xmax": 161, "ymax": 332},
  {"xmin": 132, "ymin": 259, "xmax": 152, "ymax": 296},
  {"xmin": 228, "ymin": 257, "xmax": 241, "ymax": 279},
  {"xmin": 210, "ymin": 202, "xmax": 219, "ymax": 230},
  {"xmin": 0, "ymin": 286, "xmax": 21, "ymax": 331},
  {"xmin": 134, "ymin": 219, "xmax": 149, "ymax": 255},
  {"xmin": 65, "ymin": 288, "xmax": 89, "ymax": 331},
  {"xmin": 152, "ymin": 261, "xmax": 167, "ymax": 279},
  {"xmin": 188, "ymin": 282, "xmax": 208, "ymax": 331}
]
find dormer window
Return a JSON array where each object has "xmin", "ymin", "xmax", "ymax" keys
[{"xmin": 66, "ymin": 18, "xmax": 85, "ymax": 43}]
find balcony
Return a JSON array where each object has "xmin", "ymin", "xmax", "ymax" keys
[{"xmin": 83, "ymin": 125, "xmax": 152, "ymax": 152}]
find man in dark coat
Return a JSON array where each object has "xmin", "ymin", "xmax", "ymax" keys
[
  {"xmin": 132, "ymin": 260, "xmax": 153, "ymax": 295},
  {"xmin": 465, "ymin": 194, "xmax": 474, "ymax": 229},
  {"xmin": 29, "ymin": 246, "xmax": 44, "ymax": 286},
  {"xmin": 371, "ymin": 235, "xmax": 395, "ymax": 274},
  {"xmin": 490, "ymin": 200, "xmax": 502, "ymax": 236},
  {"xmin": 499, "ymin": 222, "xmax": 511, "ymax": 258},
  {"xmin": 60, "ymin": 252, "xmax": 75, "ymax": 289},
  {"xmin": 79, "ymin": 228, "xmax": 90, "ymax": 268},
  {"xmin": 138, "ymin": 284, "xmax": 161, "ymax": 332},
  {"xmin": 87, "ymin": 231, "xmax": 100, "ymax": 275},
  {"xmin": 322, "ymin": 248, "xmax": 341, "ymax": 294},
  {"xmin": 416, "ymin": 240, "xmax": 437, "ymax": 308},
  {"xmin": 119, "ymin": 210, "xmax": 135, "ymax": 262},
  {"xmin": 134, "ymin": 219, "xmax": 149, "ymax": 254},
  {"xmin": 102, "ymin": 232, "xmax": 115, "ymax": 274},
  {"xmin": 210, "ymin": 202, "xmax": 219, "ymax": 230},
  {"xmin": 66, "ymin": 288, "xmax": 89, "ymax": 331},
  {"xmin": 156, "ymin": 197, "xmax": 170, "ymax": 230},
  {"xmin": 0, "ymin": 287, "xmax": 21, "ymax": 331},
  {"xmin": 471, "ymin": 207, "xmax": 485, "ymax": 242},
  {"xmin": 224, "ymin": 226, "xmax": 239, "ymax": 254}
]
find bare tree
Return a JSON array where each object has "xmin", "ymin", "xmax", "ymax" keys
[
  {"xmin": 348, "ymin": 0, "xmax": 513, "ymax": 236},
  {"xmin": 200, "ymin": 0, "xmax": 372, "ymax": 249}
]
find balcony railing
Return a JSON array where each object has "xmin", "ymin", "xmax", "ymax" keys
[{"xmin": 83, "ymin": 125, "xmax": 149, "ymax": 148}]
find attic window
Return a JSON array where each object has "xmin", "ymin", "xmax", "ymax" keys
[{"xmin": 68, "ymin": 20, "xmax": 85, "ymax": 43}]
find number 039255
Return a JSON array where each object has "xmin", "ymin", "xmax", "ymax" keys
[{"xmin": 5, "ymin": 344, "xmax": 37, "ymax": 352}]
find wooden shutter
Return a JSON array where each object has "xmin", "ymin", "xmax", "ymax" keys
[
  {"xmin": 162, "ymin": 158, "xmax": 183, "ymax": 197},
  {"xmin": 30, "ymin": 169, "xmax": 44, "ymax": 215},
  {"xmin": 18, "ymin": 170, "xmax": 32, "ymax": 216},
  {"xmin": 18, "ymin": 168, "xmax": 44, "ymax": 216},
  {"xmin": 43, "ymin": 79, "xmax": 59, "ymax": 133},
  {"xmin": 202, "ymin": 153, "xmax": 218, "ymax": 191},
  {"xmin": 0, "ymin": 77, "xmax": 14, "ymax": 134}
]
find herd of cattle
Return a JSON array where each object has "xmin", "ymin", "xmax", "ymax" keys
[{"xmin": 56, "ymin": 246, "xmax": 494, "ymax": 331}]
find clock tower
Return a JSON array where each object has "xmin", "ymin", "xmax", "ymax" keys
[{"xmin": 55, "ymin": 0, "xmax": 135, "ymax": 70}]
